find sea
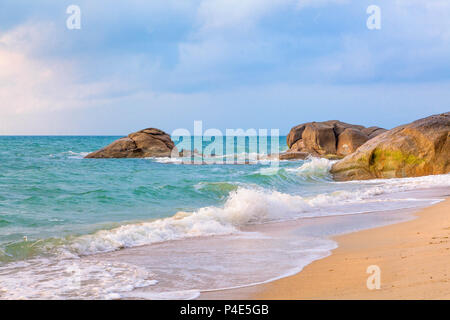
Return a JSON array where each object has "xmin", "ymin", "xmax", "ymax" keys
[{"xmin": 0, "ymin": 136, "xmax": 448, "ymax": 299}]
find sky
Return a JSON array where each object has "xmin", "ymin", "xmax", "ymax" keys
[{"xmin": 0, "ymin": 0, "xmax": 449, "ymax": 135}]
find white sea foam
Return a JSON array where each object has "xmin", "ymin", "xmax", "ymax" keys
[
  {"xmin": 149, "ymin": 157, "xmax": 185, "ymax": 164},
  {"xmin": 49, "ymin": 151, "xmax": 90, "ymax": 160},
  {"xmin": 287, "ymin": 157, "xmax": 336, "ymax": 179},
  {"xmin": 149, "ymin": 152, "xmax": 286, "ymax": 165},
  {"xmin": 102, "ymin": 235, "xmax": 337, "ymax": 300},
  {"xmin": 337, "ymin": 173, "xmax": 450, "ymax": 188},
  {"xmin": 66, "ymin": 151, "xmax": 89, "ymax": 159},
  {"xmin": 0, "ymin": 258, "xmax": 157, "ymax": 299},
  {"xmin": 122, "ymin": 290, "xmax": 201, "ymax": 300}
]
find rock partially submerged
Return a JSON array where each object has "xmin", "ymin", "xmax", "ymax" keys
[
  {"xmin": 279, "ymin": 151, "xmax": 310, "ymax": 160},
  {"xmin": 85, "ymin": 128, "xmax": 177, "ymax": 158},
  {"xmin": 285, "ymin": 120, "xmax": 386, "ymax": 159},
  {"xmin": 331, "ymin": 112, "xmax": 450, "ymax": 181}
]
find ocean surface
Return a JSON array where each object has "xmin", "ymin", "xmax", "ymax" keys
[{"xmin": 0, "ymin": 136, "xmax": 449, "ymax": 299}]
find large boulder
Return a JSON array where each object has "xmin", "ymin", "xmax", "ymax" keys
[
  {"xmin": 331, "ymin": 112, "xmax": 450, "ymax": 181},
  {"xmin": 337, "ymin": 128, "xmax": 370, "ymax": 156},
  {"xmin": 301, "ymin": 122, "xmax": 337, "ymax": 155},
  {"xmin": 286, "ymin": 120, "xmax": 385, "ymax": 159},
  {"xmin": 85, "ymin": 128, "xmax": 177, "ymax": 158}
]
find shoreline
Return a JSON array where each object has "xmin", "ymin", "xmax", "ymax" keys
[{"xmin": 200, "ymin": 195, "xmax": 450, "ymax": 299}]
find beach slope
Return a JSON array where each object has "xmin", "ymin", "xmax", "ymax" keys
[{"xmin": 253, "ymin": 198, "xmax": 450, "ymax": 299}]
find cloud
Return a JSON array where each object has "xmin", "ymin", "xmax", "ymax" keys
[
  {"xmin": 0, "ymin": 22, "xmax": 125, "ymax": 117},
  {"xmin": 176, "ymin": 0, "xmax": 351, "ymax": 73}
]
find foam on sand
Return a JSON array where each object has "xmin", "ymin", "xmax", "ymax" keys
[{"xmin": 0, "ymin": 258, "xmax": 157, "ymax": 299}]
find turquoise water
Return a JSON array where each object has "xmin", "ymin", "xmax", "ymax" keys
[
  {"xmin": 0, "ymin": 136, "xmax": 448, "ymax": 299},
  {"xmin": 0, "ymin": 135, "xmax": 292, "ymax": 261}
]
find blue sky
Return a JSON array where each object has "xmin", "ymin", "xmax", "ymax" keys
[{"xmin": 0, "ymin": 0, "xmax": 449, "ymax": 135}]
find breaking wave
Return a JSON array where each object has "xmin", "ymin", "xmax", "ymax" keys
[{"xmin": 63, "ymin": 171, "xmax": 450, "ymax": 256}]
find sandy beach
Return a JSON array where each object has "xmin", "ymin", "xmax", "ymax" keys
[{"xmin": 202, "ymin": 196, "xmax": 450, "ymax": 300}]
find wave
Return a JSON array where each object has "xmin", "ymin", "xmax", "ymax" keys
[
  {"xmin": 287, "ymin": 157, "xmax": 336, "ymax": 181},
  {"xmin": 194, "ymin": 182, "xmax": 239, "ymax": 198},
  {"xmin": 67, "ymin": 151, "xmax": 89, "ymax": 159},
  {"xmin": 61, "ymin": 172, "xmax": 450, "ymax": 257},
  {"xmin": 243, "ymin": 158, "xmax": 336, "ymax": 189},
  {"xmin": 248, "ymin": 157, "xmax": 336, "ymax": 182},
  {"xmin": 49, "ymin": 151, "xmax": 89, "ymax": 160}
]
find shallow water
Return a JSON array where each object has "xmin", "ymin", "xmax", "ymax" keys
[{"xmin": 0, "ymin": 136, "xmax": 449, "ymax": 299}]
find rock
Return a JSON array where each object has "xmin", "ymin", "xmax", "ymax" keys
[
  {"xmin": 85, "ymin": 128, "xmax": 177, "ymax": 158},
  {"xmin": 179, "ymin": 148, "xmax": 201, "ymax": 157},
  {"xmin": 362, "ymin": 126, "xmax": 388, "ymax": 139},
  {"xmin": 331, "ymin": 112, "xmax": 450, "ymax": 181},
  {"xmin": 337, "ymin": 128, "xmax": 370, "ymax": 156},
  {"xmin": 279, "ymin": 151, "xmax": 310, "ymax": 160},
  {"xmin": 323, "ymin": 154, "xmax": 345, "ymax": 160},
  {"xmin": 301, "ymin": 123, "xmax": 336, "ymax": 155},
  {"xmin": 286, "ymin": 124, "xmax": 306, "ymax": 148},
  {"xmin": 323, "ymin": 120, "xmax": 365, "ymax": 136},
  {"xmin": 286, "ymin": 120, "xmax": 385, "ymax": 159},
  {"xmin": 290, "ymin": 139, "xmax": 306, "ymax": 152}
]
